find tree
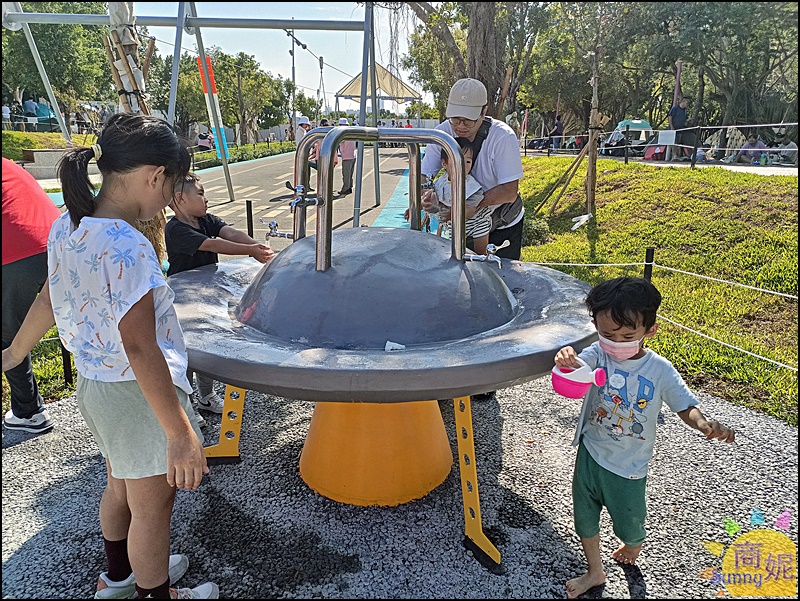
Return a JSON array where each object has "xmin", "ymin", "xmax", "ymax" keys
[{"xmin": 2, "ymin": 2, "xmax": 111, "ymax": 116}]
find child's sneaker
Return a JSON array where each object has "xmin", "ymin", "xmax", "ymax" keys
[
  {"xmin": 95, "ymin": 553, "xmax": 189, "ymax": 599},
  {"xmin": 168, "ymin": 583, "xmax": 219, "ymax": 599},
  {"xmin": 196, "ymin": 392, "xmax": 224, "ymax": 414}
]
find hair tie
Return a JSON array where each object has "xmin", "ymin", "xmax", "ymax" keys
[{"xmin": 91, "ymin": 143, "xmax": 102, "ymax": 161}]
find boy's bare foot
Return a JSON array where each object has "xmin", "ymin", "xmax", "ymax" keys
[
  {"xmin": 611, "ymin": 543, "xmax": 642, "ymax": 565},
  {"xmin": 566, "ymin": 571, "xmax": 606, "ymax": 599}
]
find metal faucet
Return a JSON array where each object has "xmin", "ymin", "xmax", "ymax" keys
[
  {"xmin": 463, "ymin": 240, "xmax": 510, "ymax": 269},
  {"xmin": 259, "ymin": 218, "xmax": 294, "ymax": 240},
  {"xmin": 290, "ymin": 184, "xmax": 324, "ymax": 213}
]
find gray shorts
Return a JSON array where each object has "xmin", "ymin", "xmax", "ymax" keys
[{"xmin": 77, "ymin": 376, "xmax": 204, "ymax": 480}]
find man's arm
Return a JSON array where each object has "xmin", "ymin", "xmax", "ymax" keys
[{"xmin": 477, "ymin": 180, "xmax": 519, "ymax": 209}]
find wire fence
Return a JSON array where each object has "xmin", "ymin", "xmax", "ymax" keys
[
  {"xmin": 522, "ymin": 121, "xmax": 799, "ymax": 167},
  {"xmin": 529, "ymin": 248, "xmax": 798, "ymax": 373}
]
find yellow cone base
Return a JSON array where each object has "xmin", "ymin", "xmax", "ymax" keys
[
  {"xmin": 204, "ymin": 385, "xmax": 246, "ymax": 464},
  {"xmin": 299, "ymin": 400, "xmax": 453, "ymax": 506}
]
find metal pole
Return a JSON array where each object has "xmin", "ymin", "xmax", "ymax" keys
[
  {"xmin": 644, "ymin": 247, "xmax": 654, "ymax": 282},
  {"xmin": 291, "ymin": 27, "xmax": 296, "ymax": 149},
  {"xmin": 318, "ymin": 127, "xmax": 465, "ymax": 271},
  {"xmin": 189, "ymin": 2, "xmax": 235, "ymax": 202},
  {"xmin": 61, "ymin": 342, "xmax": 73, "ymax": 386},
  {"xmin": 369, "ymin": 5, "xmax": 380, "ymax": 207},
  {"xmin": 167, "ymin": 1, "xmax": 187, "ymax": 126},
  {"xmin": 407, "ymin": 143, "xmax": 422, "ymax": 230},
  {"xmin": 352, "ymin": 2, "xmax": 372, "ymax": 227},
  {"xmin": 246, "ymin": 199, "xmax": 254, "ymax": 238},
  {"xmin": 8, "ymin": 3, "xmax": 71, "ymax": 143},
  {"xmin": 690, "ymin": 125, "xmax": 701, "ymax": 170}
]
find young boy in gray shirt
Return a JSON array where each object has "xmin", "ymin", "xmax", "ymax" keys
[{"xmin": 554, "ymin": 277, "xmax": 736, "ymax": 599}]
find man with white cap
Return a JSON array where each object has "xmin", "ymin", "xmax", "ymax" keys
[
  {"xmin": 296, "ymin": 115, "xmax": 311, "ymax": 145},
  {"xmin": 337, "ymin": 117, "xmax": 357, "ymax": 195},
  {"xmin": 420, "ymin": 78, "xmax": 524, "ymax": 403},
  {"xmin": 420, "ymin": 78, "xmax": 524, "ymax": 261}
]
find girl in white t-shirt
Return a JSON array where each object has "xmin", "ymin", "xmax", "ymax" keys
[{"xmin": 2, "ymin": 114, "xmax": 218, "ymax": 600}]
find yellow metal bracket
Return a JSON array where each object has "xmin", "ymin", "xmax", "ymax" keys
[
  {"xmin": 203, "ymin": 384, "xmax": 246, "ymax": 465},
  {"xmin": 453, "ymin": 396, "xmax": 502, "ymax": 571}
]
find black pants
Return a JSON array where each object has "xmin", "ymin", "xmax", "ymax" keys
[
  {"xmin": 2, "ymin": 253, "xmax": 48, "ymax": 418},
  {"xmin": 489, "ymin": 218, "xmax": 524, "ymax": 260},
  {"xmin": 466, "ymin": 217, "xmax": 524, "ymax": 260}
]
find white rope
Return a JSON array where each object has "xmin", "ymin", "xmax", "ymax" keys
[
  {"xmin": 657, "ymin": 314, "xmax": 798, "ymax": 372},
  {"xmin": 653, "ymin": 263, "xmax": 798, "ymax": 300},
  {"xmin": 529, "ymin": 261, "xmax": 646, "ymax": 268}
]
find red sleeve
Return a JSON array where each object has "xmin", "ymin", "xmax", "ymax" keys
[{"xmin": 2, "ymin": 158, "xmax": 62, "ymax": 265}]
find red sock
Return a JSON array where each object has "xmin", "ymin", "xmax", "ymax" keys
[
  {"xmin": 103, "ymin": 537, "xmax": 132, "ymax": 582},
  {"xmin": 136, "ymin": 578, "xmax": 170, "ymax": 599}
]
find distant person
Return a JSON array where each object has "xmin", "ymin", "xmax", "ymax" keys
[
  {"xmin": 2, "ymin": 114, "xmax": 218, "ymax": 599},
  {"xmin": 776, "ymin": 132, "xmax": 798, "ymax": 165},
  {"xmin": 665, "ymin": 96, "xmax": 690, "ymax": 161},
  {"xmin": 196, "ymin": 130, "xmax": 214, "ymax": 151},
  {"xmin": 405, "ymin": 119, "xmax": 413, "ymax": 128},
  {"xmin": 165, "ymin": 173, "xmax": 273, "ymax": 426},
  {"xmin": 295, "ymin": 115, "xmax": 311, "ymax": 145},
  {"xmin": 337, "ymin": 118, "xmax": 356, "ymax": 195},
  {"xmin": 2, "ymin": 158, "xmax": 62, "ymax": 434},
  {"xmin": 555, "ymin": 277, "xmax": 735, "ymax": 599},
  {"xmin": 735, "ymin": 133, "xmax": 767, "ymax": 164},
  {"xmin": 2, "ymin": 102, "xmax": 11, "ymax": 129},
  {"xmin": 549, "ymin": 114, "xmax": 564, "ymax": 150},
  {"xmin": 22, "ymin": 97, "xmax": 38, "ymax": 117}
]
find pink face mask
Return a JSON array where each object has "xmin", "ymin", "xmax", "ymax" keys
[{"xmin": 598, "ymin": 333, "xmax": 643, "ymax": 361}]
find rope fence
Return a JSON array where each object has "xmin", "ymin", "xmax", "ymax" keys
[{"xmin": 529, "ymin": 248, "xmax": 798, "ymax": 372}]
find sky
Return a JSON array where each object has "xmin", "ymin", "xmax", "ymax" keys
[{"xmin": 136, "ymin": 2, "xmax": 432, "ymax": 113}]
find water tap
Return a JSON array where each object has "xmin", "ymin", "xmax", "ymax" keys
[
  {"xmin": 259, "ymin": 218, "xmax": 294, "ymax": 240},
  {"xmin": 463, "ymin": 240, "xmax": 510, "ymax": 269}
]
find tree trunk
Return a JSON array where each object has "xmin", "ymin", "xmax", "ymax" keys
[
  {"xmin": 465, "ymin": 2, "xmax": 504, "ymax": 117},
  {"xmin": 406, "ymin": 2, "xmax": 467, "ymax": 79},
  {"xmin": 691, "ymin": 66, "xmax": 705, "ymax": 127}
]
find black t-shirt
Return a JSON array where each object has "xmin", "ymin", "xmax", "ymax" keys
[{"xmin": 165, "ymin": 214, "xmax": 226, "ymax": 276}]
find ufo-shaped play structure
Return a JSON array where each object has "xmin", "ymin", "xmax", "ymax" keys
[{"xmin": 170, "ymin": 127, "xmax": 596, "ymax": 570}]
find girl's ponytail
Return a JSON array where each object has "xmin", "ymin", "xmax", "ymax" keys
[{"xmin": 58, "ymin": 146, "xmax": 99, "ymax": 229}]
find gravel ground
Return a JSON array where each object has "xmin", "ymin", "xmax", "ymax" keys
[{"xmin": 2, "ymin": 377, "xmax": 798, "ymax": 599}]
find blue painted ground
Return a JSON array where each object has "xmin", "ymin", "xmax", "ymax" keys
[{"xmin": 371, "ymin": 168, "xmax": 440, "ymax": 232}]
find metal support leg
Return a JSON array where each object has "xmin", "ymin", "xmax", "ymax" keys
[
  {"xmin": 204, "ymin": 384, "xmax": 246, "ymax": 465},
  {"xmin": 453, "ymin": 396, "xmax": 502, "ymax": 572}
]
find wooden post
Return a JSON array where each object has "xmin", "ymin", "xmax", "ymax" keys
[
  {"xmin": 102, "ymin": 36, "xmax": 132, "ymax": 113},
  {"xmin": 547, "ymin": 144, "xmax": 591, "ymax": 216},
  {"xmin": 534, "ymin": 144, "xmax": 589, "ymax": 215},
  {"xmin": 586, "ymin": 50, "xmax": 600, "ymax": 216},
  {"xmin": 110, "ymin": 30, "xmax": 150, "ymax": 115},
  {"xmin": 142, "ymin": 37, "xmax": 156, "ymax": 78}
]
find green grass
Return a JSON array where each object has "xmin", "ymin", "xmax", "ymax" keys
[
  {"xmin": 2, "ymin": 130, "xmax": 97, "ymax": 161},
  {"xmin": 3, "ymin": 157, "xmax": 797, "ymax": 426},
  {"xmin": 520, "ymin": 157, "xmax": 798, "ymax": 425}
]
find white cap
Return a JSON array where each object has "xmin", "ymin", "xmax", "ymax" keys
[
  {"xmin": 338, "ymin": 117, "xmax": 349, "ymax": 125},
  {"xmin": 446, "ymin": 78, "xmax": 488, "ymax": 121},
  {"xmin": 297, "ymin": 115, "xmax": 310, "ymax": 126}
]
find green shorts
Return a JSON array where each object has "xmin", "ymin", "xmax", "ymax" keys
[
  {"xmin": 77, "ymin": 376, "xmax": 204, "ymax": 480},
  {"xmin": 572, "ymin": 440, "xmax": 647, "ymax": 546}
]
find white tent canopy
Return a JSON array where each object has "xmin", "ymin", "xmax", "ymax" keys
[{"xmin": 336, "ymin": 62, "xmax": 421, "ymax": 103}]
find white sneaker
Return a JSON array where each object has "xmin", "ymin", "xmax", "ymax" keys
[
  {"xmin": 196, "ymin": 392, "xmax": 224, "ymax": 414},
  {"xmin": 3, "ymin": 407, "xmax": 54, "ymax": 433},
  {"xmin": 95, "ymin": 553, "xmax": 189, "ymax": 599}
]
